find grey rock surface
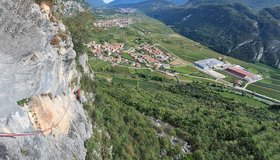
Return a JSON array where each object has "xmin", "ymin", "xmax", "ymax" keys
[
  {"xmin": 0, "ymin": 0, "xmax": 92, "ymax": 159},
  {"xmin": 79, "ymin": 53, "xmax": 90, "ymax": 74},
  {"xmin": 56, "ymin": 1, "xmax": 85, "ymax": 17}
]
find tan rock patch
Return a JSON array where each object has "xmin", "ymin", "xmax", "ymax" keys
[
  {"xmin": 39, "ymin": 2, "xmax": 51, "ymax": 13},
  {"xmin": 28, "ymin": 94, "xmax": 75, "ymax": 135}
]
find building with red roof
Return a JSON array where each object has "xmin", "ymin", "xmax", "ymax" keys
[
  {"xmin": 225, "ymin": 67, "xmax": 254, "ymax": 78},
  {"xmin": 225, "ymin": 66, "xmax": 260, "ymax": 82}
]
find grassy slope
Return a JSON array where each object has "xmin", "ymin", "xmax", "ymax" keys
[{"xmin": 247, "ymin": 84, "xmax": 280, "ymax": 100}]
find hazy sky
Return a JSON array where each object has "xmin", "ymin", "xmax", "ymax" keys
[{"xmin": 103, "ymin": 0, "xmax": 113, "ymax": 3}]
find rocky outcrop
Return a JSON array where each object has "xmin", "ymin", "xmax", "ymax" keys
[
  {"xmin": 79, "ymin": 53, "xmax": 90, "ymax": 74},
  {"xmin": 0, "ymin": 0, "xmax": 92, "ymax": 159},
  {"xmin": 57, "ymin": 1, "xmax": 85, "ymax": 16}
]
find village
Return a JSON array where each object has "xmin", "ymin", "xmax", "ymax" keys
[
  {"xmin": 129, "ymin": 44, "xmax": 175, "ymax": 69},
  {"xmin": 87, "ymin": 41, "xmax": 124, "ymax": 63},
  {"xmin": 87, "ymin": 41, "xmax": 175, "ymax": 69}
]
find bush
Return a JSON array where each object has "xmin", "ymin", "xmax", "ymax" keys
[{"xmin": 17, "ymin": 98, "xmax": 30, "ymax": 107}]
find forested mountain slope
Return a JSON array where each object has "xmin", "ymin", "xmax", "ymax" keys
[
  {"xmin": 87, "ymin": 0, "xmax": 106, "ymax": 7},
  {"xmin": 108, "ymin": 0, "xmax": 176, "ymax": 11},
  {"xmin": 108, "ymin": 0, "xmax": 189, "ymax": 6},
  {"xmin": 108, "ymin": 0, "xmax": 146, "ymax": 5},
  {"xmin": 186, "ymin": 0, "xmax": 280, "ymax": 9},
  {"xmin": 149, "ymin": 4, "xmax": 280, "ymax": 68}
]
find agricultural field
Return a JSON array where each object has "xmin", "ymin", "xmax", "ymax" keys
[
  {"xmin": 88, "ymin": 59, "xmax": 111, "ymax": 71},
  {"xmin": 133, "ymin": 68, "xmax": 176, "ymax": 80},
  {"xmin": 245, "ymin": 71, "xmax": 280, "ymax": 101},
  {"xmin": 170, "ymin": 65, "xmax": 198, "ymax": 74},
  {"xmin": 112, "ymin": 76, "xmax": 165, "ymax": 90},
  {"xmin": 271, "ymin": 72, "xmax": 280, "ymax": 79},
  {"xmin": 112, "ymin": 77, "xmax": 139, "ymax": 86},
  {"xmin": 217, "ymin": 91, "xmax": 268, "ymax": 108},
  {"xmin": 247, "ymin": 84, "xmax": 280, "ymax": 101},
  {"xmin": 177, "ymin": 74, "xmax": 220, "ymax": 84},
  {"xmin": 255, "ymin": 81, "xmax": 280, "ymax": 91},
  {"xmin": 261, "ymin": 77, "xmax": 280, "ymax": 85}
]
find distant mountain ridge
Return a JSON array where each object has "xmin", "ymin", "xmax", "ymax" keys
[
  {"xmin": 86, "ymin": 0, "xmax": 106, "ymax": 7},
  {"xmin": 108, "ymin": 0, "xmax": 146, "ymax": 6},
  {"xmin": 108, "ymin": 0, "xmax": 189, "ymax": 6},
  {"xmin": 186, "ymin": 0, "xmax": 280, "ymax": 9},
  {"xmin": 149, "ymin": 3, "xmax": 280, "ymax": 68},
  {"xmin": 108, "ymin": 0, "xmax": 177, "ymax": 11}
]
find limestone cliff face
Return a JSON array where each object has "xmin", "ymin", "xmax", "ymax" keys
[{"xmin": 0, "ymin": 0, "xmax": 92, "ymax": 159}]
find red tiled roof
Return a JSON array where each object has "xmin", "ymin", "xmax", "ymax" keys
[
  {"xmin": 225, "ymin": 67, "xmax": 254, "ymax": 78},
  {"xmin": 142, "ymin": 55, "xmax": 156, "ymax": 63}
]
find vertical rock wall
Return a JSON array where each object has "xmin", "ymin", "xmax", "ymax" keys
[{"xmin": 0, "ymin": 0, "xmax": 92, "ymax": 159}]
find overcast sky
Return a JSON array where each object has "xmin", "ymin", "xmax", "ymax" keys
[{"xmin": 103, "ymin": 0, "xmax": 113, "ymax": 3}]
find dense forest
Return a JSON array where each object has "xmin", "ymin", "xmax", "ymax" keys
[{"xmin": 83, "ymin": 76, "xmax": 280, "ymax": 160}]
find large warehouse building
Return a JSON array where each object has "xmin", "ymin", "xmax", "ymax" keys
[
  {"xmin": 195, "ymin": 58, "xmax": 224, "ymax": 70},
  {"xmin": 225, "ymin": 66, "xmax": 261, "ymax": 82}
]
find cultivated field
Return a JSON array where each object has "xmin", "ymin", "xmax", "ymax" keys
[{"xmin": 247, "ymin": 84, "xmax": 280, "ymax": 101}]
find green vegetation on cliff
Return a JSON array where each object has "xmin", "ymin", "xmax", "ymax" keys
[{"xmin": 63, "ymin": 11, "xmax": 98, "ymax": 56}]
